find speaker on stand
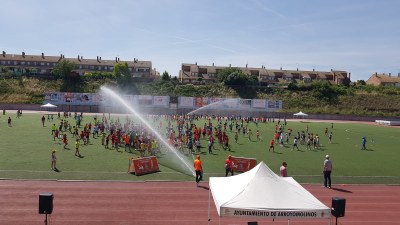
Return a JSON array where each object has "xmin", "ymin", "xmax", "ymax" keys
[
  {"xmin": 331, "ymin": 197, "xmax": 346, "ymax": 225},
  {"xmin": 39, "ymin": 193, "xmax": 54, "ymax": 225}
]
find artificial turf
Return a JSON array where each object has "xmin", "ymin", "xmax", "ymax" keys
[{"xmin": 0, "ymin": 112, "xmax": 399, "ymax": 184}]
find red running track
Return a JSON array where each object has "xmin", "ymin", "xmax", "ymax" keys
[{"xmin": 0, "ymin": 180, "xmax": 399, "ymax": 225}]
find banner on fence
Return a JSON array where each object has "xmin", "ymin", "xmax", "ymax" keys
[
  {"xmin": 231, "ymin": 156, "xmax": 257, "ymax": 173},
  {"xmin": 44, "ymin": 92, "xmax": 282, "ymax": 111},
  {"xmin": 128, "ymin": 156, "xmax": 159, "ymax": 176},
  {"xmin": 153, "ymin": 96, "xmax": 170, "ymax": 108},
  {"xmin": 252, "ymin": 99, "xmax": 266, "ymax": 109},
  {"xmin": 195, "ymin": 97, "xmax": 209, "ymax": 108},
  {"xmin": 178, "ymin": 97, "xmax": 195, "ymax": 108}
]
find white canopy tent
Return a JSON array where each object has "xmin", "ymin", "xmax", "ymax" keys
[
  {"xmin": 293, "ymin": 111, "xmax": 308, "ymax": 117},
  {"xmin": 40, "ymin": 103, "xmax": 57, "ymax": 113},
  {"xmin": 208, "ymin": 162, "xmax": 331, "ymax": 224},
  {"xmin": 293, "ymin": 111, "xmax": 308, "ymax": 121},
  {"xmin": 40, "ymin": 103, "xmax": 57, "ymax": 108}
]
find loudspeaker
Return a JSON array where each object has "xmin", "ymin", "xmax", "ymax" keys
[
  {"xmin": 331, "ymin": 197, "xmax": 346, "ymax": 218},
  {"xmin": 248, "ymin": 222, "xmax": 258, "ymax": 225},
  {"xmin": 39, "ymin": 193, "xmax": 53, "ymax": 214}
]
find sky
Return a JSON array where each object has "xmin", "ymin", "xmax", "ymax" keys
[{"xmin": 1, "ymin": 0, "xmax": 399, "ymax": 81}]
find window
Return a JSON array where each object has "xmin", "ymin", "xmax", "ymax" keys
[
  {"xmin": 27, "ymin": 62, "xmax": 30, "ymax": 65},
  {"xmin": 135, "ymin": 68, "xmax": 150, "ymax": 72},
  {"xmin": 21, "ymin": 61, "xmax": 26, "ymax": 65},
  {"xmin": 47, "ymin": 63, "xmax": 50, "ymax": 66},
  {"xmin": 41, "ymin": 62, "xmax": 45, "ymax": 66},
  {"xmin": 89, "ymin": 66, "xmax": 94, "ymax": 70}
]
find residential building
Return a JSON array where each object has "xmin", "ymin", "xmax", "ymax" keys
[
  {"xmin": 179, "ymin": 63, "xmax": 350, "ymax": 85},
  {"xmin": 366, "ymin": 73, "xmax": 400, "ymax": 87},
  {"xmin": 0, "ymin": 51, "xmax": 159, "ymax": 79}
]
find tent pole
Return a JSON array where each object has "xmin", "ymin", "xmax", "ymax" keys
[
  {"xmin": 208, "ymin": 187, "xmax": 211, "ymax": 225},
  {"xmin": 288, "ymin": 219, "xmax": 290, "ymax": 225},
  {"xmin": 219, "ymin": 216, "xmax": 221, "ymax": 225}
]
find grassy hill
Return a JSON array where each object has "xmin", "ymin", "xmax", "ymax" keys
[{"xmin": 1, "ymin": 76, "xmax": 400, "ymax": 117}]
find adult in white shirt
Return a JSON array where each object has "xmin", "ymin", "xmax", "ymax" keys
[{"xmin": 323, "ymin": 155, "xmax": 333, "ymax": 188}]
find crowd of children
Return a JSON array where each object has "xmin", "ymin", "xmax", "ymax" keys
[{"xmin": 44, "ymin": 111, "xmax": 340, "ymax": 172}]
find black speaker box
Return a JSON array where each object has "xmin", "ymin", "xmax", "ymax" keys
[
  {"xmin": 39, "ymin": 193, "xmax": 53, "ymax": 214},
  {"xmin": 248, "ymin": 222, "xmax": 258, "ymax": 225},
  {"xmin": 331, "ymin": 197, "xmax": 346, "ymax": 217}
]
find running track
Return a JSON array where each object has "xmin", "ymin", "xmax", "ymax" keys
[{"xmin": 1, "ymin": 180, "xmax": 399, "ymax": 225}]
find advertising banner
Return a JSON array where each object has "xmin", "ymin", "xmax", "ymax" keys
[
  {"xmin": 195, "ymin": 97, "xmax": 209, "ymax": 107},
  {"xmin": 128, "ymin": 156, "xmax": 159, "ymax": 176},
  {"xmin": 153, "ymin": 96, "xmax": 170, "ymax": 108},
  {"xmin": 237, "ymin": 99, "xmax": 252, "ymax": 109},
  {"xmin": 231, "ymin": 156, "xmax": 257, "ymax": 172},
  {"xmin": 252, "ymin": 99, "xmax": 266, "ymax": 109},
  {"xmin": 44, "ymin": 92, "xmax": 282, "ymax": 111},
  {"xmin": 209, "ymin": 97, "xmax": 225, "ymax": 104},
  {"xmin": 178, "ymin": 97, "xmax": 195, "ymax": 108},
  {"xmin": 135, "ymin": 95, "xmax": 153, "ymax": 106},
  {"xmin": 267, "ymin": 100, "xmax": 281, "ymax": 109}
]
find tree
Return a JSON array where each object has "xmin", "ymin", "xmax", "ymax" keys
[
  {"xmin": 246, "ymin": 75, "xmax": 259, "ymax": 86},
  {"xmin": 52, "ymin": 60, "xmax": 76, "ymax": 78},
  {"xmin": 216, "ymin": 67, "xmax": 250, "ymax": 85},
  {"xmin": 216, "ymin": 67, "xmax": 240, "ymax": 83},
  {"xmin": 171, "ymin": 76, "xmax": 179, "ymax": 84},
  {"xmin": 161, "ymin": 71, "xmax": 170, "ymax": 81},
  {"xmin": 287, "ymin": 82, "xmax": 298, "ymax": 90},
  {"xmin": 356, "ymin": 80, "xmax": 366, "ymax": 86},
  {"xmin": 197, "ymin": 73, "xmax": 203, "ymax": 82},
  {"xmin": 113, "ymin": 62, "xmax": 131, "ymax": 87}
]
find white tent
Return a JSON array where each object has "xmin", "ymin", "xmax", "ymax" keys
[
  {"xmin": 40, "ymin": 103, "xmax": 57, "ymax": 108},
  {"xmin": 293, "ymin": 111, "xmax": 308, "ymax": 116},
  {"xmin": 208, "ymin": 162, "xmax": 331, "ymax": 224}
]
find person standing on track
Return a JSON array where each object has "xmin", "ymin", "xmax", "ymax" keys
[
  {"xmin": 323, "ymin": 155, "xmax": 332, "ymax": 188},
  {"xmin": 194, "ymin": 155, "xmax": 203, "ymax": 187}
]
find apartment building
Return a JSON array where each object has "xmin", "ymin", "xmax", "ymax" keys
[
  {"xmin": 0, "ymin": 51, "xmax": 159, "ymax": 79},
  {"xmin": 179, "ymin": 63, "xmax": 350, "ymax": 85},
  {"xmin": 366, "ymin": 73, "xmax": 400, "ymax": 87}
]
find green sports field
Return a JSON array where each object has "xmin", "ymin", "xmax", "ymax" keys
[{"xmin": 0, "ymin": 112, "xmax": 399, "ymax": 184}]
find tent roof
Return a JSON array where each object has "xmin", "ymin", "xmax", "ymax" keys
[
  {"xmin": 293, "ymin": 111, "xmax": 308, "ymax": 116},
  {"xmin": 209, "ymin": 162, "xmax": 330, "ymax": 219},
  {"xmin": 40, "ymin": 103, "xmax": 57, "ymax": 108}
]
